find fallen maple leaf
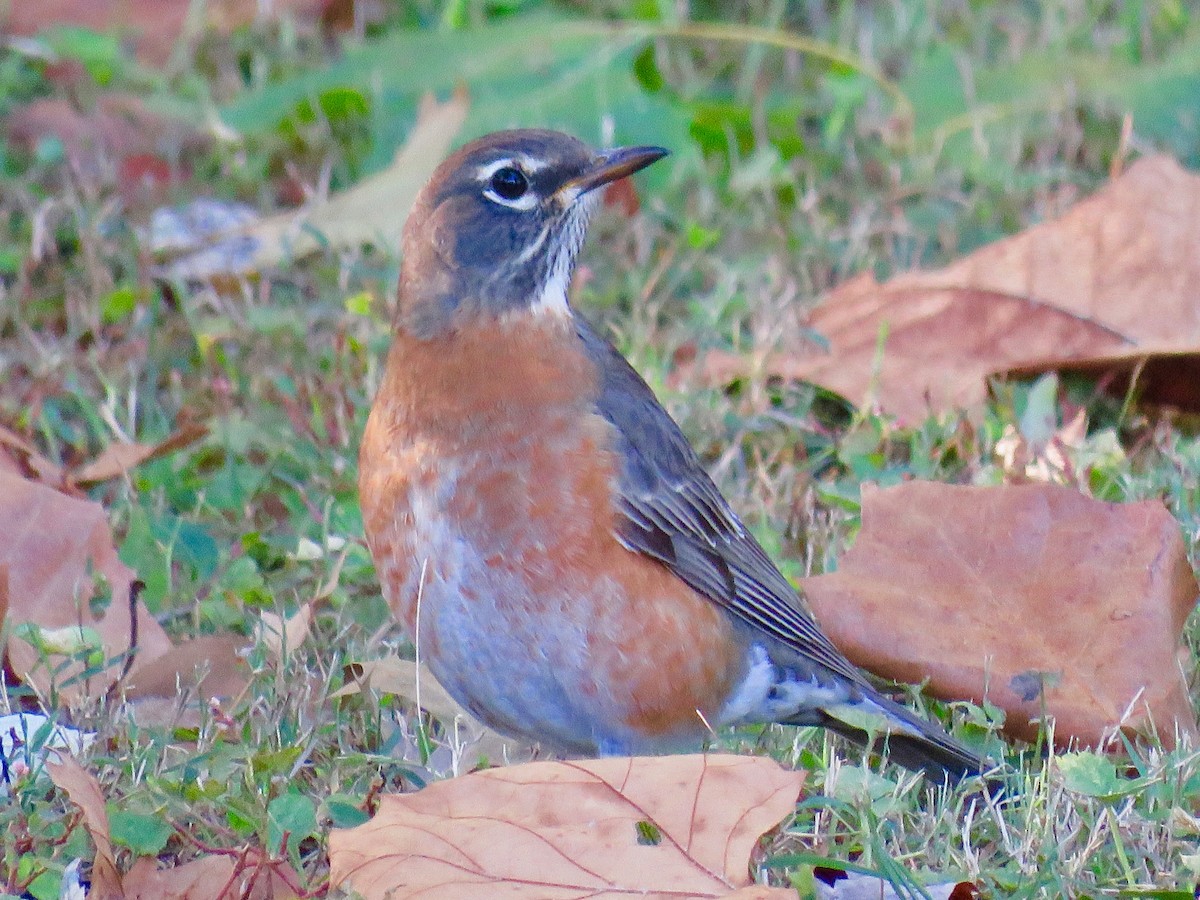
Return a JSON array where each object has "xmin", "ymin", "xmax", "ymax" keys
[
  {"xmin": 46, "ymin": 756, "xmax": 122, "ymax": 900},
  {"xmin": 159, "ymin": 88, "xmax": 468, "ymax": 279},
  {"xmin": 329, "ymin": 754, "xmax": 804, "ymax": 900},
  {"xmin": 803, "ymin": 481, "xmax": 1199, "ymax": 748},
  {"xmin": 687, "ymin": 155, "xmax": 1200, "ymax": 421}
]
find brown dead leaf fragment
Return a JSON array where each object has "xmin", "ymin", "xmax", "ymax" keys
[
  {"xmin": 122, "ymin": 633, "xmax": 249, "ymax": 705},
  {"xmin": 690, "ymin": 155, "xmax": 1200, "ymax": 420},
  {"xmin": 0, "ymin": 565, "xmax": 9, "ymax": 629},
  {"xmin": 122, "ymin": 853, "xmax": 301, "ymax": 900},
  {"xmin": 71, "ymin": 421, "xmax": 208, "ymax": 486},
  {"xmin": 912, "ymin": 156, "xmax": 1200, "ymax": 345},
  {"xmin": 123, "ymin": 856, "xmax": 236, "ymax": 900},
  {"xmin": 4, "ymin": 95, "xmax": 209, "ymax": 195},
  {"xmin": 0, "ymin": 423, "xmax": 66, "ymax": 486},
  {"xmin": 333, "ymin": 658, "xmax": 476, "ymax": 726},
  {"xmin": 1, "ymin": 471, "xmax": 174, "ymax": 701},
  {"xmin": 333, "ymin": 656, "xmax": 526, "ymax": 768},
  {"xmin": 257, "ymin": 602, "xmax": 315, "ymax": 664},
  {"xmin": 1, "ymin": 461, "xmax": 250, "ymax": 712},
  {"xmin": 804, "ymin": 481, "xmax": 1199, "ymax": 748},
  {"xmin": 46, "ymin": 756, "xmax": 123, "ymax": 900},
  {"xmin": 329, "ymin": 754, "xmax": 804, "ymax": 900},
  {"xmin": 696, "ymin": 284, "xmax": 1130, "ymax": 422}
]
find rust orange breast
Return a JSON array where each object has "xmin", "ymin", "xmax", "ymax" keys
[{"xmin": 359, "ymin": 314, "xmax": 747, "ymax": 751}]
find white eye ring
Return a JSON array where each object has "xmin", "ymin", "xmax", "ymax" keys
[{"xmin": 483, "ymin": 186, "xmax": 538, "ymax": 210}]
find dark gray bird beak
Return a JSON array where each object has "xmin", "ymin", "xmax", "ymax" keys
[{"xmin": 557, "ymin": 145, "xmax": 669, "ymax": 202}]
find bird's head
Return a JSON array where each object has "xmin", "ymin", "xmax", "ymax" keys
[{"xmin": 397, "ymin": 129, "xmax": 668, "ymax": 337}]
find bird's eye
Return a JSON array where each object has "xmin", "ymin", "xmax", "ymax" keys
[{"xmin": 490, "ymin": 167, "xmax": 528, "ymax": 201}]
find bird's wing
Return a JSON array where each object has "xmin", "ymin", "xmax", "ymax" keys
[{"xmin": 577, "ymin": 320, "xmax": 868, "ymax": 687}]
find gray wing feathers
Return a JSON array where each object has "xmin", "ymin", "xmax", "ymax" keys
[{"xmin": 578, "ymin": 320, "xmax": 868, "ymax": 687}]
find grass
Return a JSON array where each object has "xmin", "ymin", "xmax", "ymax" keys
[{"xmin": 2, "ymin": 0, "xmax": 1199, "ymax": 896}]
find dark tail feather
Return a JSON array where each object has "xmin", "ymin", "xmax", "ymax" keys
[{"xmin": 801, "ymin": 693, "xmax": 1001, "ymax": 791}]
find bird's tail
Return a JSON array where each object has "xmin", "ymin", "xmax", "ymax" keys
[{"xmin": 807, "ymin": 693, "xmax": 992, "ymax": 787}]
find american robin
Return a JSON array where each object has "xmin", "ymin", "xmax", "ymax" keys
[{"xmin": 359, "ymin": 128, "xmax": 985, "ymax": 782}]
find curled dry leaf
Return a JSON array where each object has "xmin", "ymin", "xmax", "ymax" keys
[
  {"xmin": 332, "ymin": 657, "xmax": 474, "ymax": 725},
  {"xmin": 159, "ymin": 88, "xmax": 468, "ymax": 279},
  {"xmin": 122, "ymin": 633, "xmax": 249, "ymax": 709},
  {"xmin": 45, "ymin": 756, "xmax": 122, "ymax": 900},
  {"xmin": 804, "ymin": 481, "xmax": 1199, "ymax": 747},
  {"xmin": 71, "ymin": 421, "xmax": 209, "ymax": 487},
  {"xmin": 686, "ymin": 155, "xmax": 1200, "ymax": 421},
  {"xmin": 1, "ymin": 419, "xmax": 206, "ymax": 490},
  {"xmin": 257, "ymin": 601, "xmax": 315, "ymax": 664},
  {"xmin": 329, "ymin": 754, "xmax": 805, "ymax": 900}
]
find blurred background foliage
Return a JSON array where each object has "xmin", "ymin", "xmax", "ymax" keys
[{"xmin": 3, "ymin": 1, "xmax": 1200, "ymax": 895}]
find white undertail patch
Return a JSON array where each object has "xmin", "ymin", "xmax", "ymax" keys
[{"xmin": 720, "ymin": 642, "xmax": 855, "ymax": 725}]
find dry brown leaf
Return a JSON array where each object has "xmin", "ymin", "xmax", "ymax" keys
[
  {"xmin": 330, "ymin": 754, "xmax": 803, "ymax": 900},
  {"xmin": 123, "ymin": 852, "xmax": 300, "ymax": 900},
  {"xmin": 71, "ymin": 422, "xmax": 208, "ymax": 486},
  {"xmin": 694, "ymin": 284, "xmax": 1130, "ymax": 422},
  {"xmin": 161, "ymin": 88, "xmax": 468, "ymax": 279},
  {"xmin": 804, "ymin": 481, "xmax": 1199, "ymax": 748},
  {"xmin": 46, "ymin": 756, "xmax": 122, "ymax": 900},
  {"xmin": 122, "ymin": 633, "xmax": 249, "ymax": 704},
  {"xmin": 332, "ymin": 657, "xmax": 519, "ymax": 765},
  {"xmin": 122, "ymin": 856, "xmax": 236, "ymax": 900},
  {"xmin": 332, "ymin": 658, "xmax": 471, "ymax": 724},
  {"xmin": 688, "ymin": 155, "xmax": 1200, "ymax": 421},
  {"xmin": 1, "ymin": 471, "xmax": 173, "ymax": 701},
  {"xmin": 257, "ymin": 602, "xmax": 314, "ymax": 664},
  {"xmin": 906, "ymin": 156, "xmax": 1200, "ymax": 345},
  {"xmin": 1, "ymin": 470, "xmax": 248, "ymax": 710}
]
